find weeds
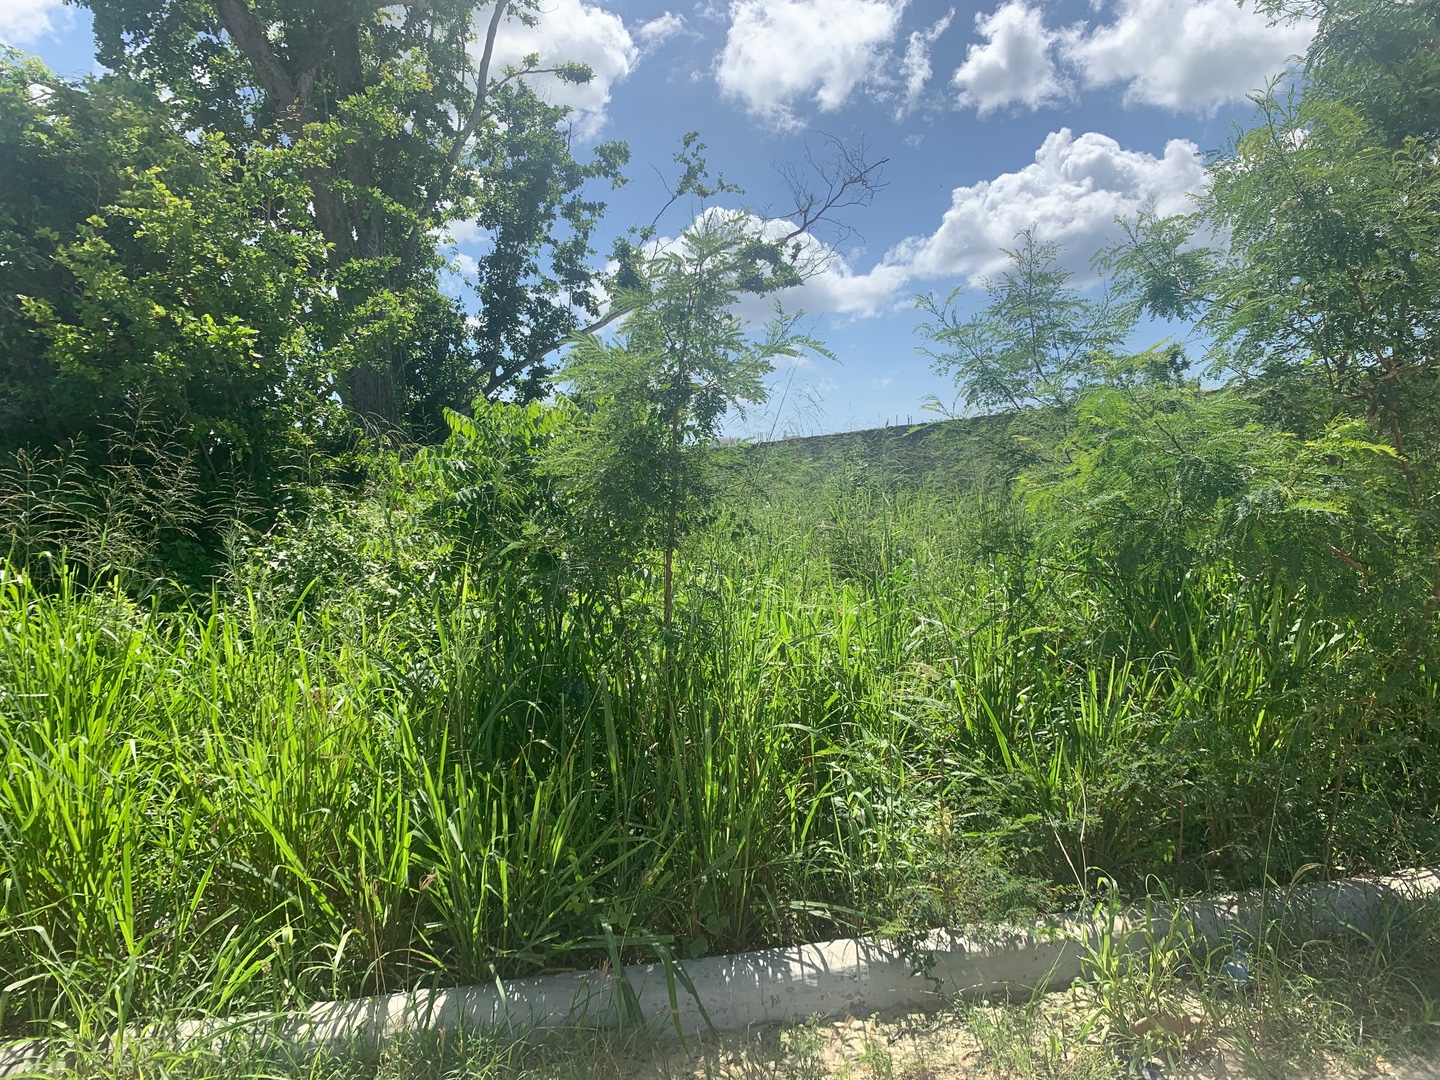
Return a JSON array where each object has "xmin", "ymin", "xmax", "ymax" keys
[{"xmin": 3, "ymin": 430, "xmax": 1440, "ymax": 1067}]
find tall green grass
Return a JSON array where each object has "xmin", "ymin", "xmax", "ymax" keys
[{"xmin": 2, "ymin": 466, "xmax": 1438, "ymax": 1045}]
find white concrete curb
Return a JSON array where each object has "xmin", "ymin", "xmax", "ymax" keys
[{"xmin": 3, "ymin": 869, "xmax": 1436, "ymax": 1074}]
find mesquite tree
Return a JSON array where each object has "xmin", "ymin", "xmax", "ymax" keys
[
  {"xmin": 917, "ymin": 229, "xmax": 1133, "ymax": 415},
  {"xmin": 556, "ymin": 211, "xmax": 829, "ymax": 630},
  {"xmin": 1101, "ymin": 0, "xmax": 1440, "ymax": 612}
]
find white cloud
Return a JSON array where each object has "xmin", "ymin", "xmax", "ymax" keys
[
  {"xmin": 0, "ymin": 0, "xmax": 67, "ymax": 43},
  {"xmin": 635, "ymin": 11, "xmax": 688, "ymax": 49},
  {"xmin": 745, "ymin": 130, "xmax": 1205, "ymax": 315},
  {"xmin": 869, "ymin": 377, "xmax": 893, "ymax": 389},
  {"xmin": 638, "ymin": 131, "xmax": 1204, "ymax": 319},
  {"xmin": 892, "ymin": 128, "xmax": 1205, "ymax": 282},
  {"xmin": 714, "ymin": 0, "xmax": 908, "ymax": 130},
  {"xmin": 952, "ymin": 1, "xmax": 1068, "ymax": 115},
  {"xmin": 896, "ymin": 8, "xmax": 954, "ymax": 117},
  {"xmin": 443, "ymin": 218, "xmax": 494, "ymax": 247},
  {"xmin": 487, "ymin": 0, "xmax": 638, "ymax": 137},
  {"xmin": 737, "ymin": 213, "xmax": 912, "ymax": 318},
  {"xmin": 782, "ymin": 253, "xmax": 915, "ymax": 317},
  {"xmin": 950, "ymin": 0, "xmax": 1314, "ymax": 115},
  {"xmin": 648, "ymin": 208, "xmax": 909, "ymax": 320},
  {"xmin": 439, "ymin": 251, "xmax": 480, "ymax": 297},
  {"xmin": 1062, "ymin": 0, "xmax": 1314, "ymax": 111}
]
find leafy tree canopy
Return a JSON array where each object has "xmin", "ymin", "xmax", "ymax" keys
[
  {"xmin": 0, "ymin": 52, "xmax": 334, "ymax": 481},
  {"xmin": 76, "ymin": 0, "xmax": 630, "ymax": 424}
]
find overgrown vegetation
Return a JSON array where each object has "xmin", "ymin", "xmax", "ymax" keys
[{"xmin": 3, "ymin": 0, "xmax": 1440, "ymax": 1068}]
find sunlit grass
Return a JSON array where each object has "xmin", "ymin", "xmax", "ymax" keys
[{"xmin": 3, "ymin": 466, "xmax": 1438, "ymax": 1055}]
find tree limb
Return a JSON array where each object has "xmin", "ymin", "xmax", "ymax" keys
[
  {"xmin": 213, "ymin": 0, "xmax": 299, "ymax": 118},
  {"xmin": 771, "ymin": 133, "xmax": 889, "ymax": 250}
]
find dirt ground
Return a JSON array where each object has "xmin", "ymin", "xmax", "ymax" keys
[{"xmin": 604, "ymin": 1001, "xmax": 1440, "ymax": 1080}]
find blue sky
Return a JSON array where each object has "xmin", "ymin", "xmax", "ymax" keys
[{"xmin": 3, "ymin": 0, "xmax": 1312, "ymax": 435}]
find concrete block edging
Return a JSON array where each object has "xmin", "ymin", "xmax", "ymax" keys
[{"xmin": 2, "ymin": 869, "xmax": 1436, "ymax": 1074}]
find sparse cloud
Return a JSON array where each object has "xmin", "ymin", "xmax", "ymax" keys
[
  {"xmin": 439, "ymin": 252, "xmax": 480, "ymax": 297},
  {"xmin": 635, "ymin": 11, "xmax": 689, "ymax": 49},
  {"xmin": 896, "ymin": 8, "xmax": 954, "ymax": 117}
]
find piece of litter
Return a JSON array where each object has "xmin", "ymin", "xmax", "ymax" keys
[{"xmin": 1223, "ymin": 947, "xmax": 1251, "ymax": 988}]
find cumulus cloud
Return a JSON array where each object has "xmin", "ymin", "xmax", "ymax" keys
[
  {"xmin": 896, "ymin": 8, "xmax": 954, "ymax": 117},
  {"xmin": 952, "ymin": 1, "xmax": 1068, "ymax": 114},
  {"xmin": 0, "ymin": 0, "xmax": 67, "ymax": 43},
  {"xmin": 891, "ymin": 129, "xmax": 1205, "ymax": 282},
  {"xmin": 633, "ymin": 132, "xmax": 1204, "ymax": 319},
  {"xmin": 765, "ymin": 130, "xmax": 1205, "ymax": 314},
  {"xmin": 950, "ymin": 0, "xmax": 1314, "ymax": 115},
  {"xmin": 1062, "ymin": 0, "xmax": 1315, "ymax": 111},
  {"xmin": 781, "ymin": 253, "xmax": 915, "ymax": 317},
  {"xmin": 714, "ymin": 0, "xmax": 907, "ymax": 130},
  {"xmin": 487, "ymin": 0, "xmax": 638, "ymax": 136},
  {"xmin": 735, "ymin": 214, "xmax": 913, "ymax": 319}
]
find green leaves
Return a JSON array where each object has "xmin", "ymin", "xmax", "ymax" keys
[
  {"xmin": 1207, "ymin": 93, "xmax": 1440, "ymax": 405},
  {"xmin": 0, "ymin": 58, "xmax": 335, "ymax": 566},
  {"xmin": 1084, "ymin": 4, "xmax": 1440, "ymax": 654},
  {"xmin": 459, "ymin": 80, "xmax": 630, "ymax": 402},
  {"xmin": 72, "ymin": 0, "xmax": 632, "ymax": 421},
  {"xmin": 918, "ymin": 230, "xmax": 1134, "ymax": 414},
  {"xmin": 1103, "ymin": 13, "xmax": 1440, "ymax": 474},
  {"xmin": 552, "ymin": 210, "xmax": 831, "ymax": 610}
]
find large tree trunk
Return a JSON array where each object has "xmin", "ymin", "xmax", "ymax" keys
[
  {"xmin": 342, "ymin": 355, "xmax": 402, "ymax": 431},
  {"xmin": 210, "ymin": 0, "xmax": 407, "ymax": 429}
]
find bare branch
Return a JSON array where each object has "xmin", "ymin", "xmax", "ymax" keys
[
  {"xmin": 770, "ymin": 133, "xmax": 889, "ymax": 249},
  {"xmin": 497, "ymin": 136, "xmax": 887, "ymax": 394},
  {"xmin": 406, "ymin": 5, "xmax": 589, "ymax": 265},
  {"xmin": 399, "ymin": 1, "xmax": 510, "ymax": 268},
  {"xmin": 459, "ymin": 1, "xmax": 512, "ymax": 147},
  {"xmin": 570, "ymin": 303, "xmax": 634, "ymax": 340}
]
